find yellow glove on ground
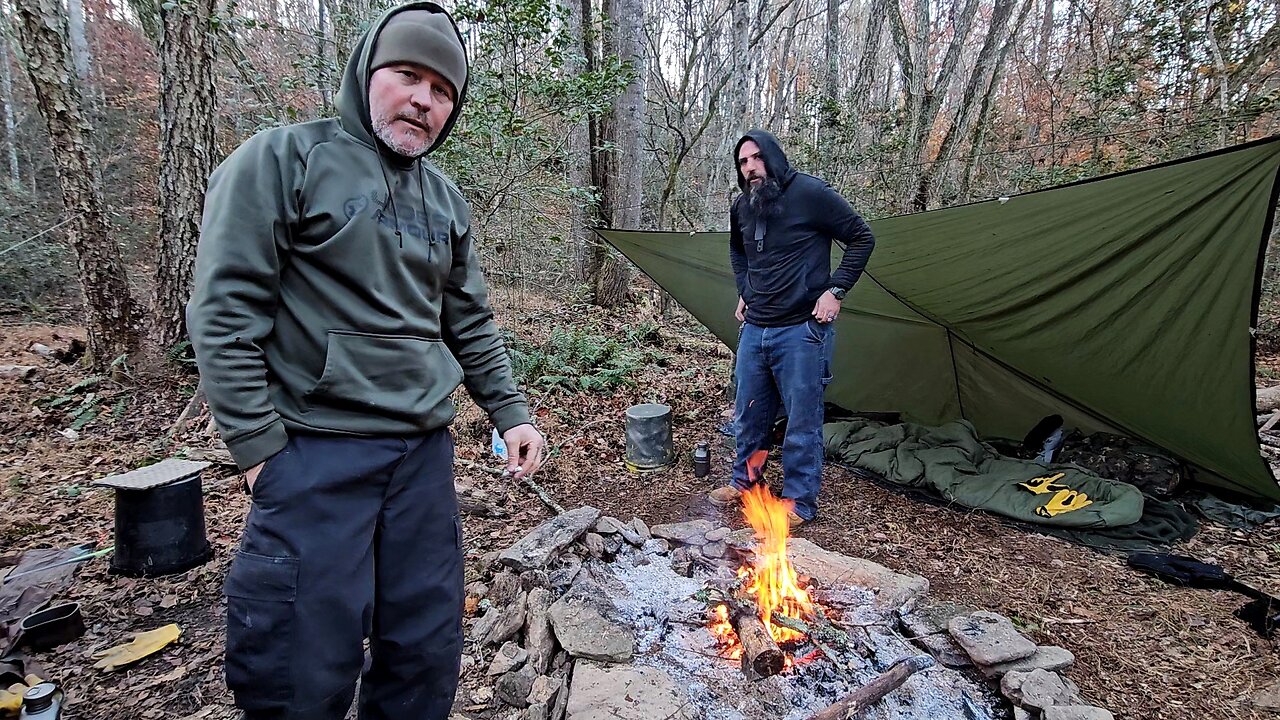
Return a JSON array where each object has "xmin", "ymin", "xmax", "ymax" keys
[
  {"xmin": 0, "ymin": 675, "xmax": 45, "ymax": 717},
  {"xmin": 92, "ymin": 624, "xmax": 181, "ymax": 671}
]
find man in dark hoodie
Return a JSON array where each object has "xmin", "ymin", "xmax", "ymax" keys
[
  {"xmin": 707, "ymin": 130, "xmax": 875, "ymax": 528},
  {"xmin": 187, "ymin": 4, "xmax": 543, "ymax": 718}
]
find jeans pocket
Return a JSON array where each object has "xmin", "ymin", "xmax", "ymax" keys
[
  {"xmin": 805, "ymin": 318, "xmax": 828, "ymax": 343},
  {"xmin": 224, "ymin": 551, "xmax": 299, "ymax": 709}
]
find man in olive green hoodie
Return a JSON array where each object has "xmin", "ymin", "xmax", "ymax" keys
[{"xmin": 188, "ymin": 4, "xmax": 544, "ymax": 718}]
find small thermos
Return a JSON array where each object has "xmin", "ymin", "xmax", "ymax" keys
[
  {"xmin": 20, "ymin": 683, "xmax": 63, "ymax": 719},
  {"xmin": 692, "ymin": 442, "xmax": 710, "ymax": 478}
]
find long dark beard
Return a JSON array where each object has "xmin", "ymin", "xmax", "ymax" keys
[{"xmin": 746, "ymin": 176, "xmax": 783, "ymax": 217}]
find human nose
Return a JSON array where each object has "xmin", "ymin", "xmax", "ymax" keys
[{"xmin": 409, "ymin": 87, "xmax": 433, "ymax": 112}]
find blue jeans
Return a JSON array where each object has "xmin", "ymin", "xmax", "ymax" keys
[{"xmin": 732, "ymin": 319, "xmax": 835, "ymax": 520}]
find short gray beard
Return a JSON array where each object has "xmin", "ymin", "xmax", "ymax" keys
[
  {"xmin": 372, "ymin": 116, "xmax": 432, "ymax": 158},
  {"xmin": 747, "ymin": 176, "xmax": 783, "ymax": 217}
]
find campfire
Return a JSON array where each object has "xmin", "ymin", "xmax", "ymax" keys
[
  {"xmin": 706, "ymin": 481, "xmax": 818, "ymax": 676},
  {"xmin": 465, "ymin": 479, "xmax": 1054, "ymax": 719}
]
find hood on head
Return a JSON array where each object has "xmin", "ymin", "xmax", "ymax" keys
[
  {"xmin": 335, "ymin": 1, "xmax": 469, "ymax": 157},
  {"xmin": 734, "ymin": 130, "xmax": 794, "ymax": 191}
]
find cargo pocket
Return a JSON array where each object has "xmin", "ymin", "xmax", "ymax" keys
[{"xmin": 224, "ymin": 551, "xmax": 299, "ymax": 709}]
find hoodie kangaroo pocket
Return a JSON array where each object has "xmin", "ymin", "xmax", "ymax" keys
[{"xmin": 305, "ymin": 331, "xmax": 464, "ymax": 421}]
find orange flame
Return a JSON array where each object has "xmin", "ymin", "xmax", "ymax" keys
[
  {"xmin": 708, "ymin": 604, "xmax": 742, "ymax": 660},
  {"xmin": 706, "ymin": 449, "xmax": 819, "ymax": 669},
  {"xmin": 739, "ymin": 483, "xmax": 813, "ymax": 643}
]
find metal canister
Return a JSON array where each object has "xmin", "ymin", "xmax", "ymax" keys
[
  {"xmin": 692, "ymin": 442, "xmax": 710, "ymax": 478},
  {"xmin": 20, "ymin": 683, "xmax": 63, "ymax": 719}
]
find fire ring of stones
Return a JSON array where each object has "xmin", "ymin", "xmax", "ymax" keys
[{"xmin": 462, "ymin": 505, "xmax": 1115, "ymax": 720}]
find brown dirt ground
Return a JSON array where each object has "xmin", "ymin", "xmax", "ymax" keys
[{"xmin": 1, "ymin": 311, "xmax": 1277, "ymax": 720}]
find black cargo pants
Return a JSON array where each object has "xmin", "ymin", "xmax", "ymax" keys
[{"xmin": 225, "ymin": 430, "xmax": 463, "ymax": 720}]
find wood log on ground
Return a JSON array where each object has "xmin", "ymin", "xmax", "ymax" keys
[
  {"xmin": 728, "ymin": 604, "xmax": 785, "ymax": 677},
  {"xmin": 804, "ymin": 655, "xmax": 936, "ymax": 720}
]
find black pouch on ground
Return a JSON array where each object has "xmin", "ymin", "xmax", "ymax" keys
[{"xmin": 1128, "ymin": 551, "xmax": 1278, "ymax": 638}]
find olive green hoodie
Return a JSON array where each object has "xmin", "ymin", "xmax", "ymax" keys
[{"xmin": 188, "ymin": 2, "xmax": 530, "ymax": 470}]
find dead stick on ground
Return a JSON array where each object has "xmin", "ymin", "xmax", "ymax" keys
[
  {"xmin": 455, "ymin": 459, "xmax": 565, "ymax": 514},
  {"xmin": 804, "ymin": 655, "xmax": 935, "ymax": 720}
]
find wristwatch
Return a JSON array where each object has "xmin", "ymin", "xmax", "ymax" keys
[{"xmin": 828, "ymin": 286, "xmax": 848, "ymax": 301}]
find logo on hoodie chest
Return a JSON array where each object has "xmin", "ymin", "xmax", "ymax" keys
[{"xmin": 343, "ymin": 191, "xmax": 446, "ymax": 245}]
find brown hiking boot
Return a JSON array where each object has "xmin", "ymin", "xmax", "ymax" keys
[
  {"xmin": 707, "ymin": 485, "xmax": 742, "ymax": 507},
  {"xmin": 787, "ymin": 511, "xmax": 808, "ymax": 530}
]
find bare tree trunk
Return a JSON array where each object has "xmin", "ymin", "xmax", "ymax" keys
[
  {"xmin": 960, "ymin": 0, "xmax": 1034, "ymax": 200},
  {"xmin": 148, "ymin": 0, "xmax": 219, "ymax": 351},
  {"xmin": 67, "ymin": 0, "xmax": 91, "ymax": 80},
  {"xmin": 568, "ymin": 0, "xmax": 602, "ymax": 288},
  {"xmin": 914, "ymin": 0, "xmax": 1018, "ymax": 210},
  {"xmin": 1026, "ymin": 0, "xmax": 1053, "ymax": 144},
  {"xmin": 1205, "ymin": 3, "xmax": 1230, "ymax": 147},
  {"xmin": 851, "ymin": 0, "xmax": 889, "ymax": 115},
  {"xmin": 574, "ymin": 0, "xmax": 607, "ymax": 287},
  {"xmin": 11, "ymin": 0, "xmax": 139, "ymax": 368},
  {"xmin": 821, "ymin": 0, "xmax": 839, "ymax": 138},
  {"xmin": 317, "ymin": 0, "xmax": 333, "ymax": 111},
  {"xmin": 0, "ymin": 32, "xmax": 20, "ymax": 188},
  {"xmin": 909, "ymin": 0, "xmax": 979, "ymax": 176},
  {"xmin": 594, "ymin": 0, "xmax": 644, "ymax": 307},
  {"xmin": 731, "ymin": 0, "xmax": 749, "ymax": 130}
]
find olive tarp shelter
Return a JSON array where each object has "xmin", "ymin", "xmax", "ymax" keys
[{"xmin": 598, "ymin": 136, "xmax": 1280, "ymax": 502}]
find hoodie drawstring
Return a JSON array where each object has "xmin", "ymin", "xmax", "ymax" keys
[
  {"xmin": 419, "ymin": 166, "xmax": 432, "ymax": 262},
  {"xmin": 376, "ymin": 153, "xmax": 404, "ymax": 248}
]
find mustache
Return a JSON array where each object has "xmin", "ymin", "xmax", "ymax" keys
[{"xmin": 395, "ymin": 112, "xmax": 434, "ymax": 134}]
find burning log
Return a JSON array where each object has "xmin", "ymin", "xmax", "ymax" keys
[
  {"xmin": 804, "ymin": 655, "xmax": 935, "ymax": 720},
  {"xmin": 727, "ymin": 602, "xmax": 786, "ymax": 678}
]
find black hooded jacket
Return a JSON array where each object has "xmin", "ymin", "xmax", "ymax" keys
[{"xmin": 729, "ymin": 130, "xmax": 875, "ymax": 327}]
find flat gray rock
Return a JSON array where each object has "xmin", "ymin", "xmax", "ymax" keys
[
  {"xmin": 629, "ymin": 517, "xmax": 651, "ymax": 540},
  {"xmin": 980, "ymin": 645, "xmax": 1075, "ymax": 678},
  {"xmin": 524, "ymin": 587, "xmax": 556, "ymax": 675},
  {"xmin": 725, "ymin": 528, "xmax": 757, "ymax": 551},
  {"xmin": 788, "ymin": 538, "xmax": 929, "ymax": 611},
  {"xmin": 1043, "ymin": 706, "xmax": 1115, "ymax": 720},
  {"xmin": 548, "ymin": 597, "xmax": 634, "ymax": 662},
  {"xmin": 1253, "ymin": 680, "xmax": 1280, "ymax": 711},
  {"xmin": 566, "ymin": 660, "xmax": 700, "ymax": 720},
  {"xmin": 495, "ymin": 663, "xmax": 538, "ymax": 708},
  {"xmin": 1001, "ymin": 669, "xmax": 1082, "ymax": 710},
  {"xmin": 474, "ymin": 590, "xmax": 528, "ymax": 646},
  {"xmin": 595, "ymin": 516, "xmax": 644, "ymax": 546},
  {"xmin": 583, "ymin": 532, "xmax": 605, "ymax": 559},
  {"xmin": 499, "ymin": 506, "xmax": 602, "ymax": 572},
  {"xmin": 704, "ymin": 526, "xmax": 731, "ymax": 542},
  {"xmin": 527, "ymin": 674, "xmax": 566, "ymax": 720},
  {"xmin": 949, "ymin": 611, "xmax": 1037, "ymax": 665},
  {"xmin": 488, "ymin": 641, "xmax": 528, "ymax": 676},
  {"xmin": 650, "ymin": 519, "xmax": 717, "ymax": 545},
  {"xmin": 899, "ymin": 601, "xmax": 974, "ymax": 668}
]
